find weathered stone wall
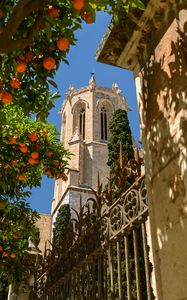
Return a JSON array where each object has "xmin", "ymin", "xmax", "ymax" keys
[
  {"xmin": 96, "ymin": 1, "xmax": 187, "ymax": 298},
  {"xmin": 135, "ymin": 4, "xmax": 187, "ymax": 300},
  {"xmin": 35, "ymin": 214, "xmax": 52, "ymax": 254}
]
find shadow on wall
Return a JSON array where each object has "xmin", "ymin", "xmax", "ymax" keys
[{"xmin": 138, "ymin": 15, "xmax": 187, "ymax": 255}]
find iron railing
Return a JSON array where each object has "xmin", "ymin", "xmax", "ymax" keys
[{"xmin": 32, "ymin": 166, "xmax": 154, "ymax": 299}]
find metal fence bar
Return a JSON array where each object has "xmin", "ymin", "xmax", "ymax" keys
[
  {"xmin": 117, "ymin": 241, "xmax": 122, "ymax": 300},
  {"xmin": 108, "ymin": 245, "xmax": 115, "ymax": 300},
  {"xmin": 133, "ymin": 229, "xmax": 142, "ymax": 300},
  {"xmin": 124, "ymin": 235, "xmax": 132, "ymax": 300},
  {"xmin": 98, "ymin": 255, "xmax": 102, "ymax": 299}
]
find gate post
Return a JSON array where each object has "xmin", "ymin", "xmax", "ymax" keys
[{"xmin": 96, "ymin": 1, "xmax": 187, "ymax": 299}]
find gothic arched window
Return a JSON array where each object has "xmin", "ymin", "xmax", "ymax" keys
[
  {"xmin": 101, "ymin": 107, "xmax": 107, "ymax": 141},
  {"xmin": 79, "ymin": 107, "xmax": 85, "ymax": 140}
]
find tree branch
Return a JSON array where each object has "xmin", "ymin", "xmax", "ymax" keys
[
  {"xmin": 0, "ymin": 13, "xmax": 43, "ymax": 53},
  {"xmin": 0, "ymin": 0, "xmax": 46, "ymax": 53}
]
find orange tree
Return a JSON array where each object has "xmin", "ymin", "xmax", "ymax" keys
[
  {"xmin": 0, "ymin": 104, "xmax": 70, "ymax": 288},
  {"xmin": 0, "ymin": 0, "xmax": 145, "ymax": 117},
  {"xmin": 0, "ymin": 105, "xmax": 70, "ymax": 200},
  {"xmin": 0, "ymin": 199, "xmax": 38, "ymax": 290}
]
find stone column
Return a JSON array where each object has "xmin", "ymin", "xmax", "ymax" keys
[{"xmin": 135, "ymin": 4, "xmax": 187, "ymax": 300}]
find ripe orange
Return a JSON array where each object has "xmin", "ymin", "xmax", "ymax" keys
[
  {"xmin": 46, "ymin": 151, "xmax": 53, "ymax": 158},
  {"xmin": 0, "ymin": 246, "xmax": 3, "ymax": 252},
  {"xmin": 4, "ymin": 164, "xmax": 9, "ymax": 169},
  {"xmin": 19, "ymin": 143, "xmax": 26, "ymax": 147},
  {"xmin": 16, "ymin": 62, "xmax": 26, "ymax": 73},
  {"xmin": 73, "ymin": 0, "xmax": 85, "ymax": 10},
  {"xmin": 45, "ymin": 169, "xmax": 52, "ymax": 176},
  {"xmin": 16, "ymin": 174, "xmax": 25, "ymax": 181},
  {"xmin": 3, "ymin": 252, "xmax": 8, "ymax": 257},
  {"xmin": 10, "ymin": 253, "xmax": 16, "ymax": 259},
  {"xmin": 36, "ymin": 143, "xmax": 40, "ymax": 150},
  {"xmin": 57, "ymin": 37, "xmax": 70, "ymax": 51},
  {"xmin": 48, "ymin": 6, "xmax": 59, "ymax": 17},
  {"xmin": 20, "ymin": 146, "xmax": 28, "ymax": 153},
  {"xmin": 82, "ymin": 12, "xmax": 94, "ymax": 24},
  {"xmin": 10, "ymin": 78, "xmax": 20, "ymax": 89},
  {"xmin": 43, "ymin": 57, "xmax": 56, "ymax": 70},
  {"xmin": 28, "ymin": 132, "xmax": 38, "ymax": 142},
  {"xmin": 0, "ymin": 9, "xmax": 4, "ymax": 18},
  {"xmin": 31, "ymin": 152, "xmax": 39, "ymax": 159},
  {"xmin": 25, "ymin": 51, "xmax": 33, "ymax": 62},
  {"xmin": 11, "ymin": 159, "xmax": 17, "ymax": 166},
  {"xmin": 8, "ymin": 137, "xmax": 16, "ymax": 144},
  {"xmin": 28, "ymin": 158, "xmax": 36, "ymax": 165},
  {"xmin": 0, "ymin": 90, "xmax": 13, "ymax": 104}
]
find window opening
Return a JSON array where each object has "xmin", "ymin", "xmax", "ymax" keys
[
  {"xmin": 101, "ymin": 107, "xmax": 107, "ymax": 141},
  {"xmin": 79, "ymin": 108, "xmax": 85, "ymax": 140}
]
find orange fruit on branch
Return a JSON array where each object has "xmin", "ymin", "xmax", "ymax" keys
[
  {"xmin": 3, "ymin": 252, "xmax": 8, "ymax": 257},
  {"xmin": 46, "ymin": 151, "xmax": 53, "ymax": 158},
  {"xmin": 43, "ymin": 57, "xmax": 56, "ymax": 70},
  {"xmin": 82, "ymin": 12, "xmax": 94, "ymax": 24},
  {"xmin": 73, "ymin": 0, "xmax": 85, "ymax": 10},
  {"xmin": 20, "ymin": 146, "xmax": 28, "ymax": 153},
  {"xmin": 44, "ymin": 169, "xmax": 52, "ymax": 176},
  {"xmin": 10, "ymin": 78, "xmax": 20, "ymax": 89},
  {"xmin": 0, "ymin": 246, "xmax": 3, "ymax": 252},
  {"xmin": 31, "ymin": 152, "xmax": 39, "ymax": 159},
  {"xmin": 16, "ymin": 174, "xmax": 25, "ymax": 181},
  {"xmin": 28, "ymin": 158, "xmax": 36, "ymax": 165},
  {"xmin": 25, "ymin": 51, "xmax": 33, "ymax": 62},
  {"xmin": 16, "ymin": 62, "xmax": 26, "ymax": 73},
  {"xmin": 8, "ymin": 137, "xmax": 16, "ymax": 144},
  {"xmin": 11, "ymin": 159, "xmax": 17, "ymax": 166},
  {"xmin": 48, "ymin": 6, "xmax": 59, "ymax": 18},
  {"xmin": 0, "ymin": 90, "xmax": 13, "ymax": 104},
  {"xmin": 28, "ymin": 132, "xmax": 38, "ymax": 142},
  {"xmin": 57, "ymin": 37, "xmax": 70, "ymax": 51},
  {"xmin": 19, "ymin": 143, "xmax": 26, "ymax": 147},
  {"xmin": 10, "ymin": 253, "xmax": 16, "ymax": 259}
]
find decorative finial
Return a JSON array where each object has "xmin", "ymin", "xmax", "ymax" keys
[
  {"xmin": 112, "ymin": 82, "xmax": 121, "ymax": 94},
  {"xmin": 89, "ymin": 73, "xmax": 96, "ymax": 90},
  {"xmin": 69, "ymin": 84, "xmax": 74, "ymax": 92}
]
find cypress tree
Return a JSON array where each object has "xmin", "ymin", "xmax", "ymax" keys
[
  {"xmin": 107, "ymin": 108, "xmax": 134, "ymax": 170},
  {"xmin": 107, "ymin": 109, "xmax": 134, "ymax": 192},
  {"xmin": 52, "ymin": 204, "xmax": 73, "ymax": 255}
]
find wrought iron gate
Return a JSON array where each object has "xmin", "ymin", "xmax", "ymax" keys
[{"xmin": 32, "ymin": 171, "xmax": 154, "ymax": 299}]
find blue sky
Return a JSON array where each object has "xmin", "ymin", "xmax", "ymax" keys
[{"xmin": 29, "ymin": 12, "xmax": 140, "ymax": 214}]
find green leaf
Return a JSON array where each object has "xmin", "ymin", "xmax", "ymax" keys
[{"xmin": 48, "ymin": 80, "xmax": 58, "ymax": 89}]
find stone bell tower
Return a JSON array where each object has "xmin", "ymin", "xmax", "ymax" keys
[{"xmin": 51, "ymin": 76, "xmax": 129, "ymax": 220}]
